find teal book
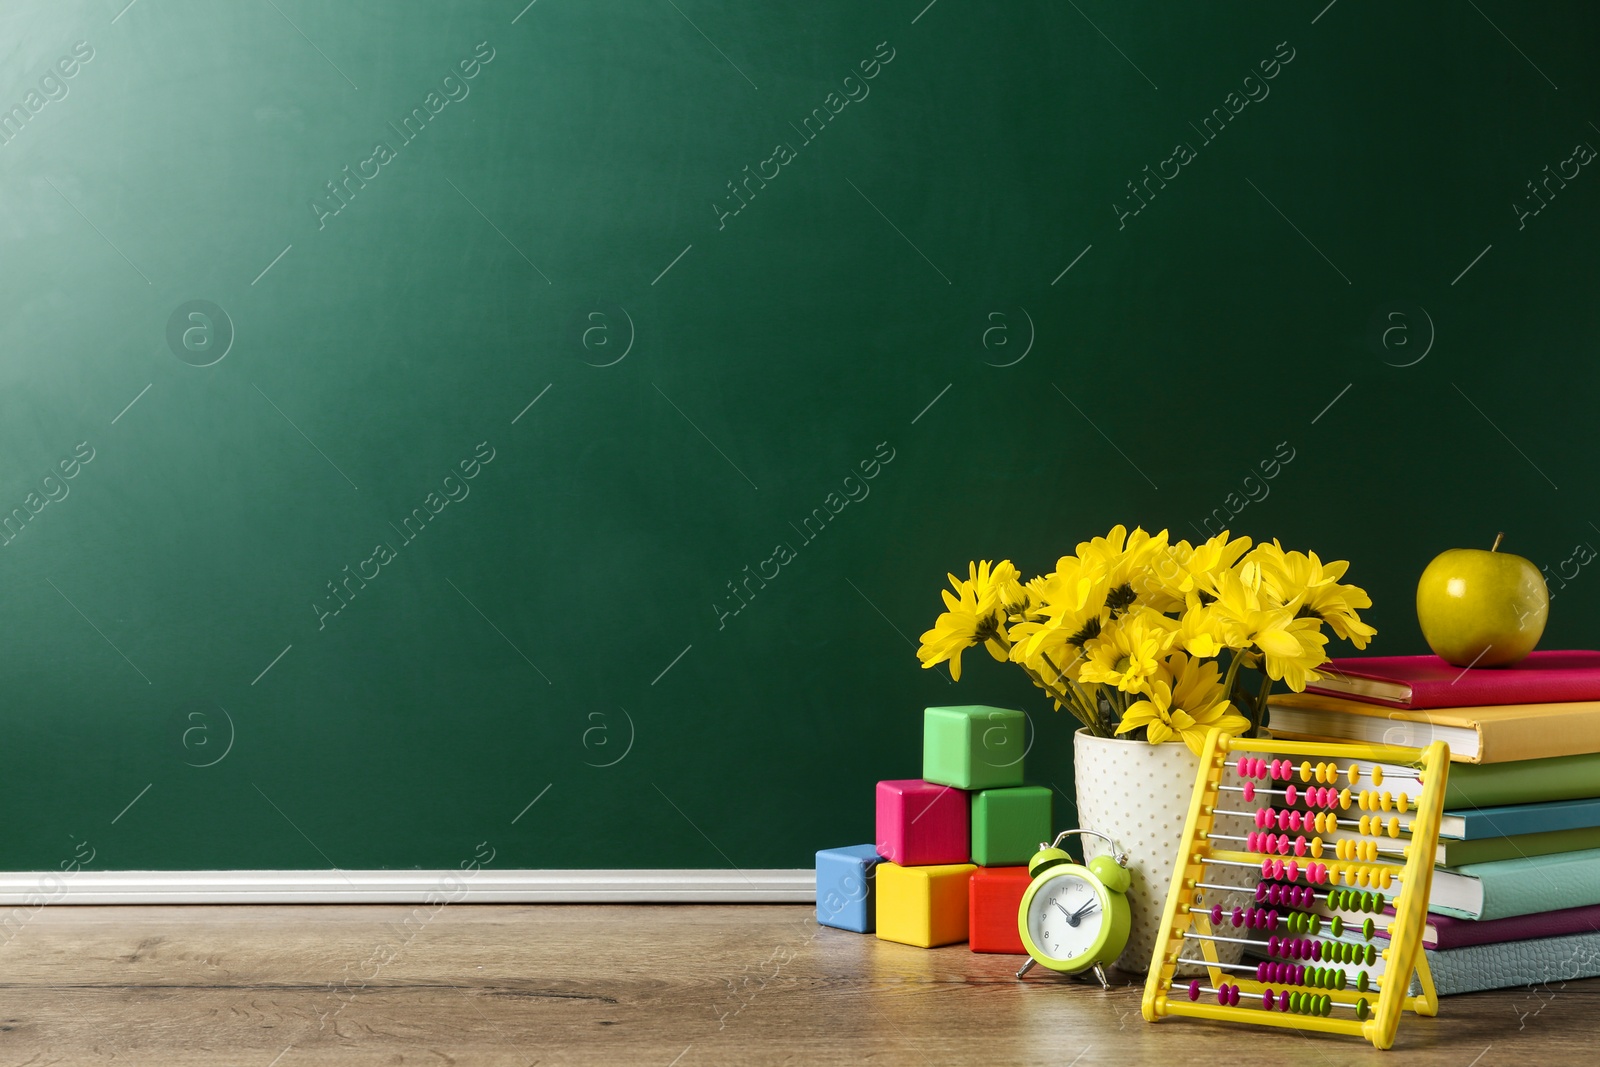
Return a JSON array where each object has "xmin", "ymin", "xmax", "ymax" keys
[
  {"xmin": 1440, "ymin": 796, "xmax": 1600, "ymax": 840},
  {"xmin": 1428, "ymin": 847, "xmax": 1600, "ymax": 920},
  {"xmin": 1410, "ymin": 931, "xmax": 1600, "ymax": 996}
]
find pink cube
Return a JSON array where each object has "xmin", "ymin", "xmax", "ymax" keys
[{"xmin": 876, "ymin": 779, "xmax": 969, "ymax": 866}]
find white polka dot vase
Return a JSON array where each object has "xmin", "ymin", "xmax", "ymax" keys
[{"xmin": 1073, "ymin": 728, "xmax": 1252, "ymax": 976}]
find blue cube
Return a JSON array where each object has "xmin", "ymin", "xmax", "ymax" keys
[{"xmin": 816, "ymin": 844, "xmax": 881, "ymax": 933}]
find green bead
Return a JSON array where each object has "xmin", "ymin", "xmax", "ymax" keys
[
  {"xmin": 1366, "ymin": 943, "xmax": 1377, "ymax": 966},
  {"xmin": 1321, "ymin": 995, "xmax": 1333, "ymax": 1017},
  {"xmin": 1337, "ymin": 968, "xmax": 1347, "ymax": 991},
  {"xmin": 1330, "ymin": 916, "xmax": 1344, "ymax": 937},
  {"xmin": 1357, "ymin": 970, "xmax": 1369, "ymax": 992},
  {"xmin": 1363, "ymin": 917, "xmax": 1376, "ymax": 941},
  {"xmin": 1309, "ymin": 914, "xmax": 1322, "ymax": 936},
  {"xmin": 1356, "ymin": 997, "xmax": 1370, "ymax": 1021}
]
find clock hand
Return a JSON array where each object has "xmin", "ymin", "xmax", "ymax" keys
[
  {"xmin": 1070, "ymin": 899, "xmax": 1100, "ymax": 921},
  {"xmin": 1053, "ymin": 901, "xmax": 1079, "ymax": 927}
]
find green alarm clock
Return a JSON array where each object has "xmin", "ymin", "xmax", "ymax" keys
[{"xmin": 1015, "ymin": 829, "xmax": 1133, "ymax": 989}]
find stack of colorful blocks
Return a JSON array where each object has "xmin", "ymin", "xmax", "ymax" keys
[{"xmin": 816, "ymin": 705, "xmax": 1051, "ymax": 954}]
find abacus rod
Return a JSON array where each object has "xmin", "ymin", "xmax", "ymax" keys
[
  {"xmin": 1183, "ymin": 930, "xmax": 1265, "ymax": 947},
  {"xmin": 1202, "ymin": 855, "xmax": 1405, "ymax": 883},
  {"xmin": 1176, "ymin": 957, "xmax": 1255, "ymax": 972},
  {"xmin": 1171, "ymin": 961, "xmax": 1388, "ymax": 993},
  {"xmin": 1205, "ymin": 832, "xmax": 1410, "ymax": 858},
  {"xmin": 1229, "ymin": 760, "xmax": 1426, "ymax": 782},
  {"xmin": 1182, "ymin": 982, "xmax": 1376, "ymax": 1011},
  {"xmin": 1210, "ymin": 807, "xmax": 1416, "ymax": 836}
]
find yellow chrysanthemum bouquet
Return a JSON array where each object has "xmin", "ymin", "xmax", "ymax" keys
[{"xmin": 916, "ymin": 526, "xmax": 1376, "ymax": 755}]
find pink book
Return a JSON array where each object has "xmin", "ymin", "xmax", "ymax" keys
[
  {"xmin": 1307, "ymin": 650, "xmax": 1600, "ymax": 709},
  {"xmin": 1374, "ymin": 902, "xmax": 1600, "ymax": 950}
]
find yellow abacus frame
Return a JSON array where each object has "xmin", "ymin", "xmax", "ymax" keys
[{"xmin": 1141, "ymin": 729, "xmax": 1450, "ymax": 1051}]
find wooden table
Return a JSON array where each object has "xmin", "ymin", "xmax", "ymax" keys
[{"xmin": 4, "ymin": 903, "xmax": 1590, "ymax": 1064}]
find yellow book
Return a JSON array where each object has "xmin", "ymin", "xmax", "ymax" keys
[{"xmin": 1268, "ymin": 691, "xmax": 1600, "ymax": 764}]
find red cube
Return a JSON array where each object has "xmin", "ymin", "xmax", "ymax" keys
[
  {"xmin": 875, "ymin": 779, "xmax": 968, "ymax": 866},
  {"xmin": 969, "ymin": 866, "xmax": 1031, "ymax": 954}
]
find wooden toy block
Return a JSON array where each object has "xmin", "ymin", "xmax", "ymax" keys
[
  {"xmin": 970, "ymin": 785, "xmax": 1052, "ymax": 867},
  {"xmin": 815, "ymin": 844, "xmax": 881, "ymax": 933},
  {"xmin": 875, "ymin": 861, "xmax": 976, "ymax": 948},
  {"xmin": 876, "ymin": 779, "xmax": 968, "ymax": 866},
  {"xmin": 968, "ymin": 866, "xmax": 1032, "ymax": 954},
  {"xmin": 922, "ymin": 705, "xmax": 1026, "ymax": 790}
]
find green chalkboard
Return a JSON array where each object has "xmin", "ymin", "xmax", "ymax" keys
[{"xmin": 1, "ymin": 0, "xmax": 1597, "ymax": 872}]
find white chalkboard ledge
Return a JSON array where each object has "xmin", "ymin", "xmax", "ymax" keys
[{"xmin": 0, "ymin": 869, "xmax": 816, "ymax": 905}]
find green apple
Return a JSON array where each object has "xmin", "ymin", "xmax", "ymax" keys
[{"xmin": 1416, "ymin": 534, "xmax": 1549, "ymax": 667}]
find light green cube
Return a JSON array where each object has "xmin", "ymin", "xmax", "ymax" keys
[
  {"xmin": 922, "ymin": 706, "xmax": 1026, "ymax": 790},
  {"xmin": 971, "ymin": 786, "xmax": 1053, "ymax": 867}
]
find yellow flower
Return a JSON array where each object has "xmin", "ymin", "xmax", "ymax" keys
[
  {"xmin": 1210, "ymin": 567, "xmax": 1329, "ymax": 690},
  {"xmin": 1079, "ymin": 608, "xmax": 1171, "ymax": 694},
  {"xmin": 1170, "ymin": 602, "xmax": 1229, "ymax": 659},
  {"xmin": 1251, "ymin": 610, "xmax": 1330, "ymax": 691},
  {"xmin": 966, "ymin": 559, "xmax": 1027, "ymax": 617},
  {"xmin": 1251, "ymin": 541, "xmax": 1376, "ymax": 649},
  {"xmin": 1117, "ymin": 652, "xmax": 1250, "ymax": 754},
  {"xmin": 1142, "ymin": 531, "xmax": 1252, "ymax": 609},
  {"xmin": 1077, "ymin": 525, "xmax": 1169, "ymax": 616},
  {"xmin": 917, "ymin": 563, "xmax": 1015, "ymax": 681}
]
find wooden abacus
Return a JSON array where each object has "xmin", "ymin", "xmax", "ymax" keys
[{"xmin": 1141, "ymin": 729, "xmax": 1450, "ymax": 1051}]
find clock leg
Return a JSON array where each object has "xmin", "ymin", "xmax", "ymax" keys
[
  {"xmin": 1015, "ymin": 959, "xmax": 1037, "ymax": 979},
  {"xmin": 1093, "ymin": 964, "xmax": 1110, "ymax": 990}
]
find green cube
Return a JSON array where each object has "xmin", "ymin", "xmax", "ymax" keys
[
  {"xmin": 971, "ymin": 786, "xmax": 1053, "ymax": 867},
  {"xmin": 922, "ymin": 706, "xmax": 1026, "ymax": 790}
]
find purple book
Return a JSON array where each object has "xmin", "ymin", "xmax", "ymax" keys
[{"xmin": 1377, "ymin": 902, "xmax": 1600, "ymax": 950}]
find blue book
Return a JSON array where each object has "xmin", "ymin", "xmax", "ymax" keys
[{"xmin": 1440, "ymin": 795, "xmax": 1600, "ymax": 841}]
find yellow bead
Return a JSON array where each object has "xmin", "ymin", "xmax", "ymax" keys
[
  {"xmin": 1371, "ymin": 766, "xmax": 1384, "ymax": 787},
  {"xmin": 1380, "ymin": 792, "xmax": 1393, "ymax": 812},
  {"xmin": 1397, "ymin": 793, "xmax": 1410, "ymax": 814},
  {"xmin": 1339, "ymin": 788, "xmax": 1352, "ymax": 810},
  {"xmin": 1388, "ymin": 818, "xmax": 1400, "ymax": 839},
  {"xmin": 1310, "ymin": 837, "xmax": 1323, "ymax": 859},
  {"xmin": 1347, "ymin": 763, "xmax": 1360, "ymax": 784},
  {"xmin": 1300, "ymin": 761, "xmax": 1313, "ymax": 782},
  {"xmin": 1381, "ymin": 869, "xmax": 1394, "ymax": 889}
]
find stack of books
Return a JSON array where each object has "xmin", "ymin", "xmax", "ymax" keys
[{"xmin": 1268, "ymin": 650, "xmax": 1600, "ymax": 995}]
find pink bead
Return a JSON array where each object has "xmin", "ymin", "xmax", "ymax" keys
[
  {"xmin": 1232, "ymin": 906, "xmax": 1244, "ymax": 927},
  {"xmin": 1295, "ymin": 965, "xmax": 1306, "ymax": 986},
  {"xmin": 1242, "ymin": 781, "xmax": 1256, "ymax": 801},
  {"xmin": 1273, "ymin": 859, "xmax": 1286, "ymax": 878},
  {"xmin": 1285, "ymin": 783, "xmax": 1298, "ymax": 805},
  {"xmin": 1278, "ymin": 834, "xmax": 1291, "ymax": 855},
  {"xmin": 1188, "ymin": 979, "xmax": 1201, "ymax": 1001},
  {"xmin": 1256, "ymin": 808, "xmax": 1270, "ymax": 829},
  {"xmin": 1268, "ymin": 935, "xmax": 1281, "ymax": 956},
  {"xmin": 1211, "ymin": 904, "xmax": 1223, "ymax": 925},
  {"xmin": 1276, "ymin": 809, "xmax": 1290, "ymax": 830},
  {"xmin": 1263, "ymin": 989, "xmax": 1276, "ymax": 1010},
  {"xmin": 1279, "ymin": 992, "xmax": 1292, "ymax": 1012},
  {"xmin": 1255, "ymin": 883, "xmax": 1269, "ymax": 904},
  {"xmin": 1293, "ymin": 835, "xmax": 1308, "ymax": 857},
  {"xmin": 1285, "ymin": 859, "xmax": 1300, "ymax": 880},
  {"xmin": 1261, "ymin": 859, "xmax": 1274, "ymax": 878}
]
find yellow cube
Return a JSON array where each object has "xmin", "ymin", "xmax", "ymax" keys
[{"xmin": 874, "ymin": 861, "xmax": 976, "ymax": 948}]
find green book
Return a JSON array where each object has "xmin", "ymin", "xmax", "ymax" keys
[
  {"xmin": 1428, "ymin": 847, "xmax": 1600, "ymax": 921},
  {"xmin": 1437, "ymin": 750, "xmax": 1600, "ymax": 809},
  {"xmin": 1440, "ymin": 824, "xmax": 1600, "ymax": 866}
]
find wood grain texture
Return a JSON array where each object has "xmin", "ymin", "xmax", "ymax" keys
[{"xmin": 0, "ymin": 903, "xmax": 1592, "ymax": 1064}]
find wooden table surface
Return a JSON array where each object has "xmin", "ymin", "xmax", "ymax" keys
[{"xmin": 3, "ymin": 903, "xmax": 1591, "ymax": 1064}]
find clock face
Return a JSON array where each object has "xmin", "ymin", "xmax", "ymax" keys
[{"xmin": 1025, "ymin": 871, "xmax": 1106, "ymax": 967}]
